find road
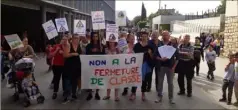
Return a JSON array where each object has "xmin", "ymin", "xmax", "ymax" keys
[{"xmin": 1, "ymin": 55, "xmax": 237, "ymax": 109}]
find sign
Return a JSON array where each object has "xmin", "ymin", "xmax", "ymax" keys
[
  {"xmin": 55, "ymin": 18, "xmax": 69, "ymax": 32},
  {"xmin": 106, "ymin": 24, "xmax": 119, "ymax": 42},
  {"xmin": 80, "ymin": 53, "xmax": 144, "ymax": 89},
  {"xmin": 4, "ymin": 34, "xmax": 24, "ymax": 49},
  {"xmin": 91, "ymin": 11, "xmax": 105, "ymax": 30},
  {"xmin": 116, "ymin": 11, "xmax": 127, "ymax": 26},
  {"xmin": 74, "ymin": 20, "xmax": 86, "ymax": 35},
  {"xmin": 42, "ymin": 20, "xmax": 58, "ymax": 40},
  {"xmin": 117, "ymin": 37, "xmax": 128, "ymax": 53}
]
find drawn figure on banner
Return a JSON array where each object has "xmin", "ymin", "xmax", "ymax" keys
[
  {"xmin": 109, "ymin": 34, "xmax": 116, "ymax": 41},
  {"xmin": 59, "ymin": 25, "xmax": 66, "ymax": 32},
  {"xmin": 76, "ymin": 21, "xmax": 84, "ymax": 29}
]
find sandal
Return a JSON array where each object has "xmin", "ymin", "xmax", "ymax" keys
[
  {"xmin": 115, "ymin": 97, "xmax": 120, "ymax": 102},
  {"xmin": 129, "ymin": 94, "xmax": 135, "ymax": 101},
  {"xmin": 103, "ymin": 96, "xmax": 110, "ymax": 100},
  {"xmin": 142, "ymin": 94, "xmax": 146, "ymax": 101}
]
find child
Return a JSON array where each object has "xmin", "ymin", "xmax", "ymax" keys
[
  {"xmin": 22, "ymin": 72, "xmax": 38, "ymax": 100},
  {"xmin": 219, "ymin": 55, "xmax": 235, "ymax": 105},
  {"xmin": 205, "ymin": 45, "xmax": 216, "ymax": 81},
  {"xmin": 233, "ymin": 52, "xmax": 238, "ymax": 106}
]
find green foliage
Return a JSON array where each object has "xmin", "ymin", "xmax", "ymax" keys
[
  {"xmin": 132, "ymin": 15, "xmax": 141, "ymax": 26},
  {"xmin": 216, "ymin": 0, "xmax": 226, "ymax": 14},
  {"xmin": 137, "ymin": 21, "xmax": 147, "ymax": 28},
  {"xmin": 141, "ymin": 2, "xmax": 147, "ymax": 21}
]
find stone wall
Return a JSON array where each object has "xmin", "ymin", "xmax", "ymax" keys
[{"xmin": 223, "ymin": 16, "xmax": 238, "ymax": 56}]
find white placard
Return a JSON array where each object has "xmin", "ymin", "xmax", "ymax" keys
[
  {"xmin": 74, "ymin": 20, "xmax": 86, "ymax": 35},
  {"xmin": 158, "ymin": 45, "xmax": 176, "ymax": 59},
  {"xmin": 116, "ymin": 11, "xmax": 127, "ymax": 26},
  {"xmin": 4, "ymin": 34, "xmax": 24, "ymax": 49},
  {"xmin": 80, "ymin": 53, "xmax": 144, "ymax": 89},
  {"xmin": 106, "ymin": 24, "xmax": 119, "ymax": 42},
  {"xmin": 55, "ymin": 18, "xmax": 69, "ymax": 32},
  {"xmin": 91, "ymin": 11, "xmax": 105, "ymax": 30},
  {"xmin": 42, "ymin": 20, "xmax": 58, "ymax": 40}
]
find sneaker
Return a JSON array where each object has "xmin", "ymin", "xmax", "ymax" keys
[
  {"xmin": 155, "ymin": 97, "xmax": 162, "ymax": 103},
  {"xmin": 187, "ymin": 93, "xmax": 192, "ymax": 97},
  {"xmin": 52, "ymin": 93, "xmax": 57, "ymax": 99},
  {"xmin": 219, "ymin": 98, "xmax": 226, "ymax": 102},
  {"xmin": 95, "ymin": 93, "xmax": 101, "ymax": 100},
  {"xmin": 177, "ymin": 91, "xmax": 185, "ymax": 95},
  {"xmin": 62, "ymin": 98, "xmax": 70, "ymax": 104},
  {"xmin": 169, "ymin": 99, "xmax": 175, "ymax": 104},
  {"xmin": 233, "ymin": 102, "xmax": 238, "ymax": 106},
  {"xmin": 207, "ymin": 75, "xmax": 210, "ymax": 79},
  {"xmin": 86, "ymin": 93, "xmax": 93, "ymax": 101},
  {"xmin": 227, "ymin": 101, "xmax": 232, "ymax": 105},
  {"xmin": 122, "ymin": 90, "xmax": 128, "ymax": 96}
]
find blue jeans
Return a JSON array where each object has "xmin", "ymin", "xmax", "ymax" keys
[{"xmin": 62, "ymin": 75, "xmax": 72, "ymax": 98}]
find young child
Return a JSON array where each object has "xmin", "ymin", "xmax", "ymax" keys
[
  {"xmin": 205, "ymin": 45, "xmax": 216, "ymax": 81},
  {"xmin": 22, "ymin": 72, "xmax": 38, "ymax": 100},
  {"xmin": 219, "ymin": 54, "xmax": 235, "ymax": 105},
  {"xmin": 233, "ymin": 52, "xmax": 238, "ymax": 106}
]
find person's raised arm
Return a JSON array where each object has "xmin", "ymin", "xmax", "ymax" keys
[{"xmin": 63, "ymin": 44, "xmax": 77, "ymax": 58}]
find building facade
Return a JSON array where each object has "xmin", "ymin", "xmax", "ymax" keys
[{"xmin": 1, "ymin": 0, "xmax": 115, "ymax": 51}]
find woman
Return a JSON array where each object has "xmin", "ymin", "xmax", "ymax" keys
[
  {"xmin": 50, "ymin": 36, "xmax": 68, "ymax": 99},
  {"xmin": 122, "ymin": 33, "xmax": 135, "ymax": 96},
  {"xmin": 86, "ymin": 32, "xmax": 105, "ymax": 101},
  {"xmin": 103, "ymin": 40, "xmax": 120, "ymax": 101},
  {"xmin": 63, "ymin": 34, "xmax": 81, "ymax": 104},
  {"xmin": 46, "ymin": 44, "xmax": 53, "ymax": 72}
]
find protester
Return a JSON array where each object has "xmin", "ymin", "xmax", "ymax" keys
[
  {"xmin": 219, "ymin": 54, "xmax": 235, "ymax": 105},
  {"xmin": 205, "ymin": 45, "xmax": 216, "ymax": 81},
  {"xmin": 132, "ymin": 31, "xmax": 153, "ymax": 101},
  {"xmin": 155, "ymin": 31, "xmax": 178, "ymax": 104},
  {"xmin": 204, "ymin": 34, "xmax": 213, "ymax": 49},
  {"xmin": 233, "ymin": 52, "xmax": 238, "ymax": 106},
  {"xmin": 194, "ymin": 37, "xmax": 204, "ymax": 76},
  {"xmin": 50, "ymin": 36, "xmax": 68, "ymax": 100},
  {"xmin": 86, "ymin": 32, "xmax": 105, "ymax": 101},
  {"xmin": 103, "ymin": 40, "xmax": 120, "ymax": 101},
  {"xmin": 80, "ymin": 35, "xmax": 90, "ymax": 54},
  {"xmin": 214, "ymin": 38, "xmax": 221, "ymax": 57},
  {"xmin": 177, "ymin": 34, "xmax": 194, "ymax": 97},
  {"xmin": 122, "ymin": 33, "xmax": 135, "ymax": 96},
  {"xmin": 46, "ymin": 44, "xmax": 53, "ymax": 72},
  {"xmin": 148, "ymin": 31, "xmax": 160, "ymax": 92},
  {"xmin": 63, "ymin": 34, "xmax": 81, "ymax": 103}
]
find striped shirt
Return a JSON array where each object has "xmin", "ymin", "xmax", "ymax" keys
[{"xmin": 179, "ymin": 43, "xmax": 194, "ymax": 61}]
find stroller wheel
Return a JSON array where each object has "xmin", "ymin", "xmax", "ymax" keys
[
  {"xmin": 23, "ymin": 99, "xmax": 30, "ymax": 107},
  {"xmin": 13, "ymin": 93, "xmax": 19, "ymax": 101},
  {"xmin": 37, "ymin": 96, "xmax": 45, "ymax": 104}
]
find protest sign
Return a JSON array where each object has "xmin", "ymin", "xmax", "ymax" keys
[
  {"xmin": 55, "ymin": 18, "xmax": 69, "ymax": 32},
  {"xmin": 4, "ymin": 34, "xmax": 24, "ymax": 49},
  {"xmin": 80, "ymin": 53, "xmax": 144, "ymax": 89},
  {"xmin": 91, "ymin": 11, "xmax": 105, "ymax": 30},
  {"xmin": 74, "ymin": 20, "xmax": 86, "ymax": 35},
  {"xmin": 117, "ymin": 37, "xmax": 128, "ymax": 53},
  {"xmin": 42, "ymin": 20, "xmax": 58, "ymax": 40},
  {"xmin": 116, "ymin": 11, "xmax": 127, "ymax": 26},
  {"xmin": 106, "ymin": 24, "xmax": 118, "ymax": 42}
]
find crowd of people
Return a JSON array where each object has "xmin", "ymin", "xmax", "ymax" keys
[{"xmin": 1, "ymin": 29, "xmax": 238, "ymax": 107}]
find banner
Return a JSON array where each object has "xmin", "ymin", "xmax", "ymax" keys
[
  {"xmin": 55, "ymin": 18, "xmax": 69, "ymax": 32},
  {"xmin": 106, "ymin": 24, "xmax": 118, "ymax": 42},
  {"xmin": 80, "ymin": 53, "xmax": 144, "ymax": 89},
  {"xmin": 74, "ymin": 20, "xmax": 86, "ymax": 35},
  {"xmin": 91, "ymin": 11, "xmax": 105, "ymax": 30},
  {"xmin": 116, "ymin": 11, "xmax": 127, "ymax": 26},
  {"xmin": 4, "ymin": 34, "xmax": 24, "ymax": 49},
  {"xmin": 42, "ymin": 20, "xmax": 58, "ymax": 40}
]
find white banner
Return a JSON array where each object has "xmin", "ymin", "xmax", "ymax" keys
[
  {"xmin": 106, "ymin": 24, "xmax": 118, "ymax": 42},
  {"xmin": 116, "ymin": 11, "xmax": 127, "ymax": 26},
  {"xmin": 4, "ymin": 34, "xmax": 24, "ymax": 49},
  {"xmin": 74, "ymin": 20, "xmax": 86, "ymax": 35},
  {"xmin": 91, "ymin": 11, "xmax": 105, "ymax": 30},
  {"xmin": 80, "ymin": 53, "xmax": 144, "ymax": 89},
  {"xmin": 55, "ymin": 18, "xmax": 69, "ymax": 32},
  {"xmin": 42, "ymin": 20, "xmax": 58, "ymax": 40}
]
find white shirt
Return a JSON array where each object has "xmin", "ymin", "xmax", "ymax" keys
[
  {"xmin": 224, "ymin": 64, "xmax": 235, "ymax": 82},
  {"xmin": 235, "ymin": 62, "xmax": 238, "ymax": 80}
]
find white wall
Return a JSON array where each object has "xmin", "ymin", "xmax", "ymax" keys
[
  {"xmin": 152, "ymin": 15, "xmax": 185, "ymax": 30},
  {"xmin": 226, "ymin": 0, "xmax": 238, "ymax": 17},
  {"xmin": 184, "ymin": 16, "xmax": 221, "ymax": 27}
]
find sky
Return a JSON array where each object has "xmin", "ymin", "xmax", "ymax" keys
[{"xmin": 116, "ymin": 1, "xmax": 221, "ymax": 20}]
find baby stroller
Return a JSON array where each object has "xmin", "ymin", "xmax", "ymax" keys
[{"xmin": 10, "ymin": 58, "xmax": 45, "ymax": 107}]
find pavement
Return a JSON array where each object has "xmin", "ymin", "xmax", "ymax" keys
[{"xmin": 1, "ymin": 55, "xmax": 237, "ymax": 109}]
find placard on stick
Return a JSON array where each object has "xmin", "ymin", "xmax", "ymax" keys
[
  {"xmin": 74, "ymin": 20, "xmax": 86, "ymax": 35},
  {"xmin": 55, "ymin": 18, "xmax": 69, "ymax": 32},
  {"xmin": 4, "ymin": 34, "xmax": 24, "ymax": 49},
  {"xmin": 106, "ymin": 24, "xmax": 118, "ymax": 42},
  {"xmin": 42, "ymin": 20, "xmax": 58, "ymax": 40},
  {"xmin": 91, "ymin": 11, "xmax": 105, "ymax": 30}
]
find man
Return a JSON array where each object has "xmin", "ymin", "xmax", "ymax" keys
[
  {"xmin": 194, "ymin": 37, "xmax": 204, "ymax": 76},
  {"xmin": 148, "ymin": 30, "xmax": 160, "ymax": 92},
  {"xmin": 177, "ymin": 34, "xmax": 195, "ymax": 97},
  {"xmin": 155, "ymin": 31, "xmax": 179, "ymax": 104},
  {"xmin": 204, "ymin": 34, "xmax": 213, "ymax": 49}
]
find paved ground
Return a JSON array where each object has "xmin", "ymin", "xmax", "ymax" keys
[{"xmin": 1, "ymin": 56, "xmax": 237, "ymax": 109}]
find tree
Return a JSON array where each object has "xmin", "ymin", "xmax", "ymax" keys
[
  {"xmin": 132, "ymin": 15, "xmax": 141, "ymax": 26},
  {"xmin": 141, "ymin": 2, "xmax": 147, "ymax": 21},
  {"xmin": 137, "ymin": 21, "xmax": 147, "ymax": 29},
  {"xmin": 216, "ymin": 0, "xmax": 226, "ymax": 14}
]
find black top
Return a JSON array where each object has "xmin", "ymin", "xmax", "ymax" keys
[
  {"xmin": 134, "ymin": 42, "xmax": 154, "ymax": 67},
  {"xmin": 156, "ymin": 41, "xmax": 179, "ymax": 68},
  {"xmin": 86, "ymin": 43, "xmax": 105, "ymax": 55},
  {"xmin": 194, "ymin": 43, "xmax": 204, "ymax": 59},
  {"xmin": 64, "ymin": 43, "xmax": 82, "ymax": 69}
]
